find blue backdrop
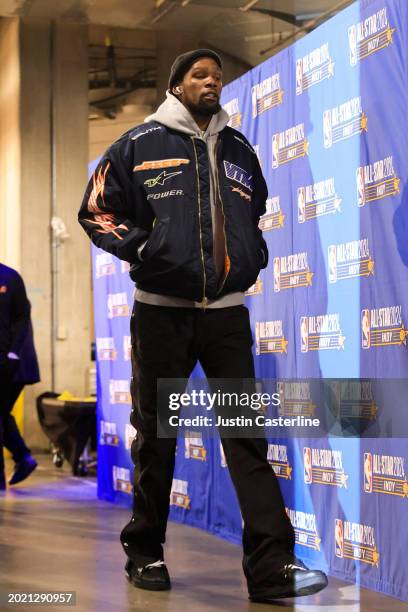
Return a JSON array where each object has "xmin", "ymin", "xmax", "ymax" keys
[{"xmin": 91, "ymin": 0, "xmax": 408, "ymax": 601}]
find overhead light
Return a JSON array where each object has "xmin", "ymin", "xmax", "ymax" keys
[
  {"xmin": 240, "ymin": 0, "xmax": 260, "ymax": 11},
  {"xmin": 155, "ymin": 0, "xmax": 167, "ymax": 7},
  {"xmin": 180, "ymin": 0, "xmax": 191, "ymax": 6}
]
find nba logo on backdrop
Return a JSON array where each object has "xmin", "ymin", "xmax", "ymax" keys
[
  {"xmin": 328, "ymin": 245, "xmax": 337, "ymax": 283},
  {"xmin": 297, "ymin": 187, "xmax": 306, "ymax": 223},
  {"xmin": 272, "ymin": 134, "xmax": 280, "ymax": 169},
  {"xmin": 300, "ymin": 317, "xmax": 309, "ymax": 353},
  {"xmin": 303, "ymin": 447, "xmax": 312, "ymax": 483},
  {"xmin": 356, "ymin": 166, "xmax": 366, "ymax": 206},
  {"xmin": 323, "ymin": 110, "xmax": 332, "ymax": 148},
  {"xmin": 296, "ymin": 59, "xmax": 303, "ymax": 94},
  {"xmin": 348, "ymin": 24, "xmax": 358, "ymax": 66},
  {"xmin": 364, "ymin": 452, "xmax": 373, "ymax": 493},
  {"xmin": 361, "ymin": 309, "xmax": 370, "ymax": 348},
  {"xmin": 335, "ymin": 519, "xmax": 344, "ymax": 558},
  {"xmin": 273, "ymin": 257, "xmax": 281, "ymax": 292}
]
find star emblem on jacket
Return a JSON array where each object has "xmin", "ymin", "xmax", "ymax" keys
[{"xmin": 144, "ymin": 170, "xmax": 182, "ymax": 188}]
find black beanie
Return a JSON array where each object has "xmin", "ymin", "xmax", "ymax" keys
[{"xmin": 168, "ymin": 49, "xmax": 222, "ymax": 91}]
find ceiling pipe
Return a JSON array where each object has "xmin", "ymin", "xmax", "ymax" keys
[
  {"xmin": 151, "ymin": 0, "xmax": 177, "ymax": 24},
  {"xmin": 260, "ymin": 0, "xmax": 355, "ymax": 56},
  {"xmin": 240, "ymin": 0, "xmax": 260, "ymax": 11}
]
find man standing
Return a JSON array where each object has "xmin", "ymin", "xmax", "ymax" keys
[
  {"xmin": 79, "ymin": 49, "xmax": 328, "ymax": 602},
  {"xmin": 0, "ymin": 263, "xmax": 39, "ymax": 489}
]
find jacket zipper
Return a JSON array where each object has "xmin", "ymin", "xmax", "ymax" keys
[
  {"xmin": 215, "ymin": 139, "xmax": 230, "ymax": 295},
  {"xmin": 191, "ymin": 137, "xmax": 208, "ymax": 308}
]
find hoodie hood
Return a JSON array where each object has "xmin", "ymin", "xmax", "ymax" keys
[{"xmin": 144, "ymin": 91, "xmax": 230, "ymax": 138}]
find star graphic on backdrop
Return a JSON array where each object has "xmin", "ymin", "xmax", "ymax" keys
[
  {"xmin": 386, "ymin": 25, "xmax": 396, "ymax": 44},
  {"xmin": 308, "ymin": 402, "xmax": 316, "ymax": 416},
  {"xmin": 372, "ymin": 549, "xmax": 380, "ymax": 567},
  {"xmin": 340, "ymin": 472, "xmax": 349, "ymax": 488},
  {"xmin": 369, "ymin": 402, "xmax": 378, "ymax": 419},
  {"xmin": 306, "ymin": 269, "xmax": 314, "ymax": 285}
]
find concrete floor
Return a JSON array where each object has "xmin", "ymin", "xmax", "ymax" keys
[{"xmin": 0, "ymin": 456, "xmax": 406, "ymax": 612}]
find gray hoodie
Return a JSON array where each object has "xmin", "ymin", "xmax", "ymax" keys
[{"xmin": 134, "ymin": 92, "xmax": 244, "ymax": 309}]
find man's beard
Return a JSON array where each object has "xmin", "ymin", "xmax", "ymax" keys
[{"xmin": 194, "ymin": 98, "xmax": 222, "ymax": 116}]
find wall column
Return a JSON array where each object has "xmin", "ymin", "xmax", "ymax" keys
[{"xmin": 0, "ymin": 17, "xmax": 91, "ymax": 449}]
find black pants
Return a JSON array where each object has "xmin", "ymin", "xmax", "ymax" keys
[
  {"xmin": 0, "ymin": 382, "xmax": 29, "ymax": 474},
  {"xmin": 120, "ymin": 302, "xmax": 295, "ymax": 587}
]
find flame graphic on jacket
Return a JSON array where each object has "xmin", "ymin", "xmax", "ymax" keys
[{"xmin": 86, "ymin": 162, "xmax": 128, "ymax": 239}]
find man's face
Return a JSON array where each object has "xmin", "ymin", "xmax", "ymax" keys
[{"xmin": 176, "ymin": 57, "xmax": 223, "ymax": 116}]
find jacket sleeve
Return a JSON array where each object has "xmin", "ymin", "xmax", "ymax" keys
[
  {"xmin": 251, "ymin": 154, "xmax": 269, "ymax": 269},
  {"xmin": 78, "ymin": 140, "xmax": 151, "ymax": 263},
  {"xmin": 10, "ymin": 272, "xmax": 31, "ymax": 356}
]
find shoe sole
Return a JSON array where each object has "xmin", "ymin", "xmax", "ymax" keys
[
  {"xmin": 126, "ymin": 571, "xmax": 171, "ymax": 591},
  {"xmin": 249, "ymin": 575, "xmax": 328, "ymax": 601}
]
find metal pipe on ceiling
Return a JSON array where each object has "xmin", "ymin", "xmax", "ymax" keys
[{"xmin": 260, "ymin": 0, "xmax": 356, "ymax": 55}]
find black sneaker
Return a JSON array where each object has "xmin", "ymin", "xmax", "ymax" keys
[
  {"xmin": 8, "ymin": 455, "xmax": 37, "ymax": 485},
  {"xmin": 249, "ymin": 558, "xmax": 328, "ymax": 601},
  {"xmin": 125, "ymin": 559, "xmax": 171, "ymax": 591}
]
